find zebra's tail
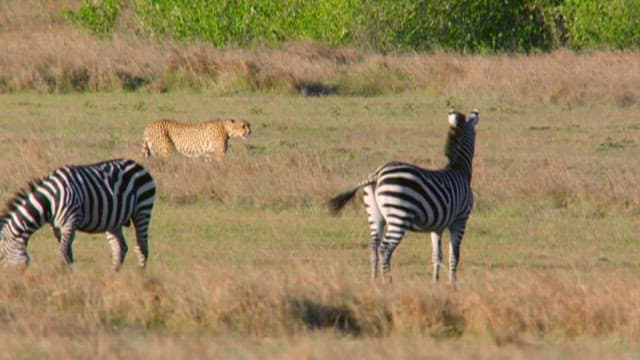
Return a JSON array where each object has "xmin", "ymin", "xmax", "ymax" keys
[{"xmin": 327, "ymin": 178, "xmax": 375, "ymax": 215}]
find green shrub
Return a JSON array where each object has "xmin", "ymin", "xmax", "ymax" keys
[
  {"xmin": 62, "ymin": 0, "xmax": 124, "ymax": 35},
  {"xmin": 562, "ymin": 0, "xmax": 640, "ymax": 49},
  {"xmin": 62, "ymin": 0, "xmax": 640, "ymax": 52},
  {"xmin": 132, "ymin": 0, "xmax": 357, "ymax": 46},
  {"xmin": 357, "ymin": 0, "xmax": 555, "ymax": 53}
]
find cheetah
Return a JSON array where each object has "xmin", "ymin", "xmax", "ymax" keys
[{"xmin": 141, "ymin": 118, "xmax": 251, "ymax": 161}]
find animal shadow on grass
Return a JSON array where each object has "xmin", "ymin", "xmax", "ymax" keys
[
  {"xmin": 288, "ymin": 297, "xmax": 361, "ymax": 335},
  {"xmin": 294, "ymin": 81, "xmax": 337, "ymax": 96}
]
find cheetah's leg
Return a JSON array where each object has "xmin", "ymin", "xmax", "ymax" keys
[
  {"xmin": 155, "ymin": 137, "xmax": 175, "ymax": 157},
  {"xmin": 215, "ymin": 152, "xmax": 226, "ymax": 162},
  {"xmin": 142, "ymin": 140, "xmax": 152, "ymax": 158}
]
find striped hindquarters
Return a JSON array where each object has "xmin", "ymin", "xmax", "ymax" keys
[
  {"xmin": 374, "ymin": 162, "xmax": 472, "ymax": 232},
  {"xmin": 73, "ymin": 159, "xmax": 155, "ymax": 233}
]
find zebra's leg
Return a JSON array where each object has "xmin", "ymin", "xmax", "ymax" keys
[
  {"xmin": 448, "ymin": 222, "xmax": 468, "ymax": 284},
  {"xmin": 369, "ymin": 224, "xmax": 384, "ymax": 281},
  {"xmin": 52, "ymin": 227, "xmax": 62, "ymax": 243},
  {"xmin": 57, "ymin": 225, "xmax": 76, "ymax": 266},
  {"xmin": 132, "ymin": 214, "xmax": 151, "ymax": 268},
  {"xmin": 52, "ymin": 226, "xmax": 65, "ymax": 267},
  {"xmin": 363, "ymin": 185, "xmax": 384, "ymax": 280},
  {"xmin": 106, "ymin": 228, "xmax": 128, "ymax": 271},
  {"xmin": 380, "ymin": 224, "xmax": 407, "ymax": 284},
  {"xmin": 431, "ymin": 231, "xmax": 443, "ymax": 282}
]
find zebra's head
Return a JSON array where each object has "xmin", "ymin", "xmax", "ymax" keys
[{"xmin": 448, "ymin": 108, "xmax": 479, "ymax": 128}]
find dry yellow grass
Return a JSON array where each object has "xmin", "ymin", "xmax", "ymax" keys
[
  {"xmin": 0, "ymin": 265, "xmax": 633, "ymax": 332},
  {"xmin": 0, "ymin": 91, "xmax": 639, "ymax": 358},
  {"xmin": 1, "ymin": 1, "xmax": 639, "ymax": 107},
  {"xmin": 1, "ymin": 1, "xmax": 640, "ymax": 358}
]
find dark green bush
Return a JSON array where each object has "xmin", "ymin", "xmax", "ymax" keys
[
  {"xmin": 359, "ymin": 0, "xmax": 555, "ymax": 52},
  {"xmin": 62, "ymin": 0, "xmax": 640, "ymax": 52}
]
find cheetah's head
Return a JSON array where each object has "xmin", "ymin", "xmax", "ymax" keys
[{"xmin": 224, "ymin": 119, "xmax": 251, "ymax": 139}]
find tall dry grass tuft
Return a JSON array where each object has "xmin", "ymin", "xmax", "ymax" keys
[
  {"xmin": 0, "ymin": 30, "xmax": 164, "ymax": 92},
  {"xmin": 1, "ymin": 1, "xmax": 638, "ymax": 106},
  {"xmin": 474, "ymin": 152, "xmax": 640, "ymax": 215},
  {"xmin": 2, "ymin": 265, "xmax": 640, "ymax": 342},
  {"xmin": 143, "ymin": 150, "xmax": 344, "ymax": 209},
  {"xmin": 454, "ymin": 50, "xmax": 640, "ymax": 107},
  {"xmin": 2, "ymin": 102, "xmax": 638, "ymax": 217}
]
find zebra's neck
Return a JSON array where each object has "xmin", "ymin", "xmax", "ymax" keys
[
  {"xmin": 0, "ymin": 211, "xmax": 42, "ymax": 243},
  {"xmin": 0, "ymin": 184, "xmax": 52, "ymax": 241},
  {"xmin": 444, "ymin": 127, "xmax": 475, "ymax": 179}
]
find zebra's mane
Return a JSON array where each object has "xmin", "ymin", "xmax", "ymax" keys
[{"xmin": 0, "ymin": 177, "xmax": 47, "ymax": 227}]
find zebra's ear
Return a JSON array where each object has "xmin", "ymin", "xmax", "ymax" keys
[
  {"xmin": 467, "ymin": 109, "xmax": 479, "ymax": 127},
  {"xmin": 448, "ymin": 109, "xmax": 462, "ymax": 127}
]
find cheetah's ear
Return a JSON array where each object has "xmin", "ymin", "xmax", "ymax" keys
[{"xmin": 467, "ymin": 109, "xmax": 479, "ymax": 127}]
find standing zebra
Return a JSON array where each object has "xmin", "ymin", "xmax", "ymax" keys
[
  {"xmin": 327, "ymin": 109, "xmax": 479, "ymax": 284},
  {"xmin": 0, "ymin": 158, "xmax": 155, "ymax": 271}
]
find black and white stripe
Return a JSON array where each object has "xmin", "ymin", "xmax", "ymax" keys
[
  {"xmin": 0, "ymin": 158, "xmax": 155, "ymax": 271},
  {"xmin": 328, "ymin": 109, "xmax": 479, "ymax": 283}
]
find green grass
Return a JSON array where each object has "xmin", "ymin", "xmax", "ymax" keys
[
  {"xmin": 1, "ymin": 91, "xmax": 640, "ymax": 358},
  {"xmin": 63, "ymin": 0, "xmax": 640, "ymax": 52}
]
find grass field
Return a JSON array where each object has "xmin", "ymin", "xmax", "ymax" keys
[{"xmin": 0, "ymin": 90, "xmax": 639, "ymax": 358}]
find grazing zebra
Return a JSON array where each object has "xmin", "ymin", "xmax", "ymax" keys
[
  {"xmin": 0, "ymin": 158, "xmax": 156, "ymax": 271},
  {"xmin": 327, "ymin": 109, "xmax": 479, "ymax": 284}
]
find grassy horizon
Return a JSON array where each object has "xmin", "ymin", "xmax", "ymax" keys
[
  {"xmin": 1, "ymin": 1, "xmax": 640, "ymax": 358},
  {"xmin": 1, "ymin": 91, "xmax": 640, "ymax": 358},
  {"xmin": 0, "ymin": 1, "xmax": 639, "ymax": 107}
]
